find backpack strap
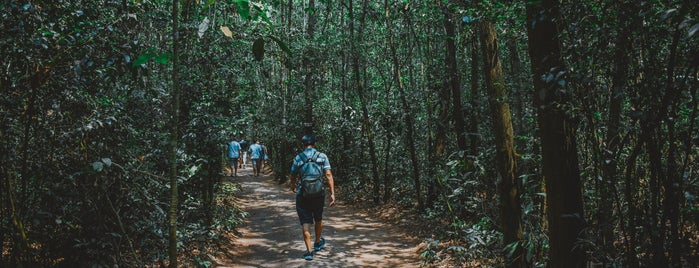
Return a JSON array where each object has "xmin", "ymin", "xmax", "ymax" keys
[
  {"xmin": 299, "ymin": 152, "xmax": 309, "ymax": 163},
  {"xmin": 310, "ymin": 151, "xmax": 320, "ymax": 162}
]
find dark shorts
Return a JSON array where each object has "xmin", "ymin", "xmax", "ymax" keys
[
  {"xmin": 296, "ymin": 195, "xmax": 325, "ymax": 225},
  {"xmin": 228, "ymin": 158, "xmax": 239, "ymax": 166}
]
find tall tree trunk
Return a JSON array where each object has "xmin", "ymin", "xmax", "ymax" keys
[
  {"xmin": 524, "ymin": 1, "xmax": 587, "ymax": 267},
  {"xmin": 660, "ymin": 12, "xmax": 685, "ymax": 266},
  {"xmin": 167, "ymin": 0, "xmax": 181, "ymax": 266},
  {"xmin": 443, "ymin": 9, "xmax": 467, "ymax": 152},
  {"xmin": 382, "ymin": 129, "xmax": 393, "ymax": 202},
  {"xmin": 506, "ymin": 18, "xmax": 525, "ymax": 154},
  {"xmin": 434, "ymin": 7, "xmax": 450, "ymax": 157},
  {"xmin": 349, "ymin": 0, "xmax": 378, "ymax": 192},
  {"xmin": 386, "ymin": 0, "xmax": 422, "ymax": 210},
  {"xmin": 468, "ymin": 27, "xmax": 480, "ymax": 156},
  {"xmin": 600, "ymin": 0, "xmax": 635, "ymax": 261},
  {"xmin": 480, "ymin": 21, "xmax": 525, "ymax": 268},
  {"xmin": 303, "ymin": 0, "xmax": 316, "ymax": 135},
  {"xmin": 340, "ymin": 2, "xmax": 351, "ymax": 183}
]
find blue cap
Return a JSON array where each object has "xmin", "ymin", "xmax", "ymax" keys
[{"xmin": 301, "ymin": 135, "xmax": 315, "ymax": 146}]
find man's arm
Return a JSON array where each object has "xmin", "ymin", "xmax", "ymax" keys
[
  {"xmin": 288, "ymin": 174, "xmax": 298, "ymax": 193},
  {"xmin": 325, "ymin": 170, "xmax": 336, "ymax": 207}
]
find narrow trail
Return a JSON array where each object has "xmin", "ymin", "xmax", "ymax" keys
[{"xmin": 212, "ymin": 165, "xmax": 420, "ymax": 268}]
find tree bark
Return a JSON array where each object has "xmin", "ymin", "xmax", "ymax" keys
[
  {"xmin": 524, "ymin": 0, "xmax": 587, "ymax": 267},
  {"xmin": 443, "ymin": 9, "xmax": 467, "ymax": 153},
  {"xmin": 303, "ymin": 0, "xmax": 317, "ymax": 135},
  {"xmin": 349, "ymin": 0, "xmax": 379, "ymax": 194},
  {"xmin": 468, "ymin": 27, "xmax": 480, "ymax": 156},
  {"xmin": 480, "ymin": 21, "xmax": 525, "ymax": 268},
  {"xmin": 386, "ymin": 0, "xmax": 422, "ymax": 210},
  {"xmin": 600, "ymin": 0, "xmax": 635, "ymax": 260},
  {"xmin": 168, "ymin": 0, "xmax": 181, "ymax": 266}
]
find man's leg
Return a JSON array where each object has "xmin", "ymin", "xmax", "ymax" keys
[
  {"xmin": 302, "ymin": 223, "xmax": 313, "ymax": 252},
  {"xmin": 232, "ymin": 159, "xmax": 238, "ymax": 176},
  {"xmin": 314, "ymin": 220, "xmax": 323, "ymax": 243},
  {"xmin": 253, "ymin": 159, "xmax": 258, "ymax": 175}
]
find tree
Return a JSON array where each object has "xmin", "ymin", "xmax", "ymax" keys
[
  {"xmin": 480, "ymin": 21, "xmax": 525, "ymax": 268},
  {"xmin": 385, "ymin": 0, "xmax": 423, "ymax": 209},
  {"xmin": 524, "ymin": 0, "xmax": 587, "ymax": 267},
  {"xmin": 167, "ymin": 0, "xmax": 181, "ymax": 266},
  {"xmin": 443, "ymin": 6, "xmax": 467, "ymax": 153}
]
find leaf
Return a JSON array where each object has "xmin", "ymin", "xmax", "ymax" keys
[
  {"xmin": 268, "ymin": 35, "xmax": 291, "ymax": 56},
  {"xmin": 132, "ymin": 52, "xmax": 155, "ymax": 67},
  {"xmin": 101, "ymin": 158, "xmax": 112, "ymax": 167},
  {"xmin": 220, "ymin": 25, "xmax": 233, "ymax": 38},
  {"xmin": 197, "ymin": 17, "xmax": 210, "ymax": 38},
  {"xmin": 252, "ymin": 3, "xmax": 271, "ymax": 24},
  {"xmin": 154, "ymin": 53, "xmax": 172, "ymax": 64},
  {"xmin": 252, "ymin": 38, "xmax": 265, "ymax": 61},
  {"xmin": 689, "ymin": 23, "xmax": 699, "ymax": 38},
  {"xmin": 234, "ymin": 0, "xmax": 250, "ymax": 20},
  {"xmin": 660, "ymin": 9, "xmax": 678, "ymax": 21},
  {"xmin": 92, "ymin": 161, "xmax": 104, "ymax": 172}
]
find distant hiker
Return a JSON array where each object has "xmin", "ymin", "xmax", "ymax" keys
[
  {"xmin": 289, "ymin": 135, "xmax": 336, "ymax": 260},
  {"xmin": 249, "ymin": 140, "xmax": 263, "ymax": 176},
  {"xmin": 260, "ymin": 141, "xmax": 269, "ymax": 171},
  {"xmin": 227, "ymin": 139, "xmax": 242, "ymax": 177},
  {"xmin": 239, "ymin": 139, "xmax": 249, "ymax": 168}
]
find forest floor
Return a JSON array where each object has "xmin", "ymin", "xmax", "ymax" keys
[{"xmin": 208, "ymin": 164, "xmax": 422, "ymax": 268}]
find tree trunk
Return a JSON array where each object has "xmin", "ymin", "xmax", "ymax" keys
[
  {"xmin": 524, "ymin": 1, "xmax": 587, "ymax": 267},
  {"xmin": 382, "ymin": 129, "xmax": 393, "ymax": 202},
  {"xmin": 386, "ymin": 0, "xmax": 422, "ymax": 210},
  {"xmin": 480, "ymin": 21, "xmax": 525, "ymax": 268},
  {"xmin": 434, "ymin": 9, "xmax": 450, "ymax": 157},
  {"xmin": 303, "ymin": 0, "xmax": 316, "ymax": 135},
  {"xmin": 349, "ymin": 0, "xmax": 378, "ymax": 194},
  {"xmin": 468, "ymin": 27, "xmax": 480, "ymax": 156},
  {"xmin": 506, "ymin": 18, "xmax": 526, "ymax": 154},
  {"xmin": 443, "ymin": 9, "xmax": 467, "ymax": 153},
  {"xmin": 600, "ymin": 0, "xmax": 635, "ymax": 260},
  {"xmin": 167, "ymin": 0, "xmax": 181, "ymax": 266}
]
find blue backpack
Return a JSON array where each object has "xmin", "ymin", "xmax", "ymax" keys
[{"xmin": 299, "ymin": 151, "xmax": 325, "ymax": 198}]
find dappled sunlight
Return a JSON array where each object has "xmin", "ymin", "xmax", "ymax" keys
[{"xmin": 216, "ymin": 168, "xmax": 419, "ymax": 268}]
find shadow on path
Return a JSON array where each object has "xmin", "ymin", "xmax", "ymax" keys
[{"xmin": 213, "ymin": 165, "xmax": 420, "ymax": 268}]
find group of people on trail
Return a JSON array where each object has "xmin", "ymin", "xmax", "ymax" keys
[
  {"xmin": 227, "ymin": 134, "xmax": 335, "ymax": 261},
  {"xmin": 227, "ymin": 139, "xmax": 267, "ymax": 177}
]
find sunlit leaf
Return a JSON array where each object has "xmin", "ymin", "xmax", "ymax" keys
[
  {"xmin": 220, "ymin": 25, "xmax": 233, "ymax": 38},
  {"xmin": 689, "ymin": 23, "xmax": 699, "ymax": 38},
  {"xmin": 198, "ymin": 17, "xmax": 209, "ymax": 38},
  {"xmin": 660, "ymin": 9, "xmax": 678, "ymax": 21}
]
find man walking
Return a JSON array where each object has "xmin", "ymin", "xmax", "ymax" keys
[
  {"xmin": 289, "ymin": 135, "xmax": 336, "ymax": 260},
  {"xmin": 227, "ymin": 139, "xmax": 242, "ymax": 177},
  {"xmin": 248, "ymin": 140, "xmax": 263, "ymax": 176}
]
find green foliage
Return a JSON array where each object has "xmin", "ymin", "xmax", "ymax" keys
[{"xmin": 2, "ymin": 0, "xmax": 699, "ymax": 267}]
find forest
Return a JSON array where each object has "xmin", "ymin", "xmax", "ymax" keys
[{"xmin": 1, "ymin": 0, "xmax": 698, "ymax": 267}]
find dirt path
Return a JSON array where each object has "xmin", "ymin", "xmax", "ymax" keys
[{"xmin": 212, "ymin": 165, "xmax": 420, "ymax": 268}]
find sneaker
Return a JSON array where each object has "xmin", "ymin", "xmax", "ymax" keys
[
  {"xmin": 313, "ymin": 237, "xmax": 325, "ymax": 251},
  {"xmin": 303, "ymin": 250, "xmax": 313, "ymax": 260}
]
